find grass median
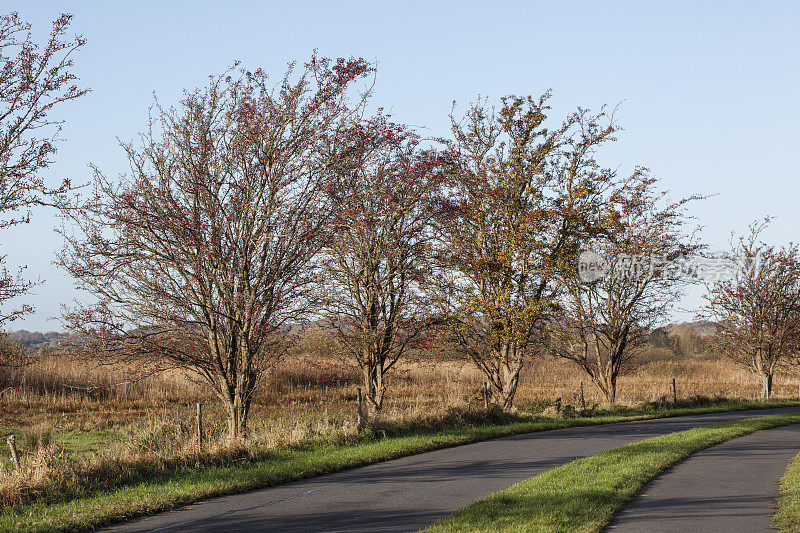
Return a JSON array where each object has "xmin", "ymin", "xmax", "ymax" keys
[
  {"xmin": 1, "ymin": 401, "xmax": 798, "ymax": 532},
  {"xmin": 775, "ymin": 450, "xmax": 800, "ymax": 531},
  {"xmin": 425, "ymin": 412, "xmax": 800, "ymax": 533}
]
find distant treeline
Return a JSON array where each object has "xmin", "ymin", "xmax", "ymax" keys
[
  {"xmin": 3, "ymin": 331, "xmax": 72, "ymax": 353},
  {"xmin": 4, "ymin": 323, "xmax": 718, "ymax": 359},
  {"xmin": 648, "ymin": 322, "xmax": 715, "ymax": 358}
]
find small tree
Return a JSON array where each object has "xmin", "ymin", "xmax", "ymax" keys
[
  {"xmin": 547, "ymin": 173, "xmax": 702, "ymax": 403},
  {"xmin": 438, "ymin": 94, "xmax": 618, "ymax": 410},
  {"xmin": 59, "ymin": 56, "xmax": 372, "ymax": 439},
  {"xmin": 0, "ymin": 12, "xmax": 86, "ymax": 330},
  {"xmin": 701, "ymin": 220, "xmax": 800, "ymax": 400},
  {"xmin": 322, "ymin": 114, "xmax": 452, "ymax": 413}
]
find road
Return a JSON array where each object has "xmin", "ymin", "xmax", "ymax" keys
[
  {"xmin": 607, "ymin": 422, "xmax": 800, "ymax": 532},
  {"xmin": 105, "ymin": 407, "xmax": 800, "ymax": 533}
]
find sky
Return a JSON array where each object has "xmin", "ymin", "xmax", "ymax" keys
[{"xmin": 5, "ymin": 1, "xmax": 800, "ymax": 331}]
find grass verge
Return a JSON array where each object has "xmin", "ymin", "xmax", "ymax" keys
[
  {"xmin": 1, "ymin": 401, "xmax": 799, "ymax": 532},
  {"xmin": 775, "ymin": 450, "xmax": 800, "ymax": 532},
  {"xmin": 425, "ymin": 412, "xmax": 800, "ymax": 533}
]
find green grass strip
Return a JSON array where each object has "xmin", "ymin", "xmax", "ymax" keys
[
  {"xmin": 426, "ymin": 413, "xmax": 800, "ymax": 533},
  {"xmin": 775, "ymin": 450, "xmax": 800, "ymax": 532},
  {"xmin": 1, "ymin": 402, "xmax": 798, "ymax": 532}
]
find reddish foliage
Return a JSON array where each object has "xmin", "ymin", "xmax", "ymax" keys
[
  {"xmin": 321, "ymin": 112, "xmax": 456, "ymax": 411},
  {"xmin": 59, "ymin": 54, "xmax": 372, "ymax": 438},
  {"xmin": 0, "ymin": 11, "xmax": 87, "ymax": 330},
  {"xmin": 701, "ymin": 220, "xmax": 800, "ymax": 399}
]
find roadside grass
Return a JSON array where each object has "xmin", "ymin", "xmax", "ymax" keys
[
  {"xmin": 0, "ymin": 428, "xmax": 118, "ymax": 471},
  {"xmin": 775, "ymin": 451, "xmax": 800, "ymax": 532},
  {"xmin": 425, "ymin": 413, "xmax": 800, "ymax": 533},
  {"xmin": 1, "ymin": 401, "xmax": 799, "ymax": 532}
]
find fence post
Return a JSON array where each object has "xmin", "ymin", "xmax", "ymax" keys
[
  {"xmin": 357, "ymin": 387, "xmax": 364, "ymax": 429},
  {"xmin": 580, "ymin": 381, "xmax": 586, "ymax": 409},
  {"xmin": 7, "ymin": 435, "xmax": 20, "ymax": 470},
  {"xmin": 672, "ymin": 378, "xmax": 677, "ymax": 405},
  {"xmin": 483, "ymin": 381, "xmax": 490, "ymax": 410},
  {"xmin": 195, "ymin": 402, "xmax": 203, "ymax": 453}
]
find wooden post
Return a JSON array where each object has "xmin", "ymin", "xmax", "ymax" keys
[
  {"xmin": 356, "ymin": 387, "xmax": 364, "ymax": 428},
  {"xmin": 7, "ymin": 435, "xmax": 20, "ymax": 470},
  {"xmin": 672, "ymin": 378, "xmax": 677, "ymax": 405},
  {"xmin": 580, "ymin": 381, "xmax": 586, "ymax": 409},
  {"xmin": 483, "ymin": 381, "xmax": 490, "ymax": 410},
  {"xmin": 195, "ymin": 403, "xmax": 203, "ymax": 453}
]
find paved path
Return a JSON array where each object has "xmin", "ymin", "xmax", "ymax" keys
[
  {"xmin": 105, "ymin": 407, "xmax": 800, "ymax": 533},
  {"xmin": 607, "ymin": 423, "xmax": 800, "ymax": 532}
]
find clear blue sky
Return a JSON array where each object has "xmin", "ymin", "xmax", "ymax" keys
[{"xmin": 6, "ymin": 1, "xmax": 800, "ymax": 331}]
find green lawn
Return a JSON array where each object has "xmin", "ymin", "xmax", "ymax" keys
[
  {"xmin": 775, "ymin": 450, "xmax": 800, "ymax": 532},
  {"xmin": 425, "ymin": 413, "xmax": 800, "ymax": 533},
  {"xmin": 0, "ymin": 427, "xmax": 118, "ymax": 474},
  {"xmin": 1, "ymin": 401, "xmax": 799, "ymax": 532}
]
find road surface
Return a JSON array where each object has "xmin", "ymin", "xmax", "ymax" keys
[
  {"xmin": 607, "ymin": 422, "xmax": 800, "ymax": 532},
  {"xmin": 105, "ymin": 407, "xmax": 800, "ymax": 533}
]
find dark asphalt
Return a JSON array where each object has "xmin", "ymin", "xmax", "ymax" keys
[
  {"xmin": 607, "ymin": 422, "xmax": 800, "ymax": 532},
  {"xmin": 104, "ymin": 407, "xmax": 800, "ymax": 533}
]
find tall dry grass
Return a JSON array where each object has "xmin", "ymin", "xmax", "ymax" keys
[
  {"xmin": 3, "ymin": 338, "xmax": 798, "ymax": 431},
  {"xmin": 1, "ymin": 331, "xmax": 799, "ymax": 510}
]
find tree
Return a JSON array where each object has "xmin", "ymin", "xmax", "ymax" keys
[
  {"xmin": 701, "ymin": 220, "xmax": 800, "ymax": 400},
  {"xmin": 438, "ymin": 94, "xmax": 619, "ymax": 410},
  {"xmin": 547, "ymin": 173, "xmax": 702, "ymax": 403},
  {"xmin": 0, "ymin": 12, "xmax": 86, "ymax": 329},
  {"xmin": 59, "ymin": 56, "xmax": 372, "ymax": 439},
  {"xmin": 322, "ymin": 114, "xmax": 453, "ymax": 414}
]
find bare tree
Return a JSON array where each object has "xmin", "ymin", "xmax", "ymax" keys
[
  {"xmin": 59, "ymin": 56, "xmax": 372, "ymax": 439},
  {"xmin": 438, "ymin": 94, "xmax": 619, "ymax": 410},
  {"xmin": 0, "ymin": 12, "xmax": 87, "ymax": 329},
  {"xmin": 701, "ymin": 220, "xmax": 800, "ymax": 400},
  {"xmin": 547, "ymin": 173, "xmax": 702, "ymax": 403},
  {"xmin": 322, "ymin": 114, "xmax": 453, "ymax": 413}
]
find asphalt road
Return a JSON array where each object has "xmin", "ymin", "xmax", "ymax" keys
[
  {"xmin": 607, "ymin": 422, "xmax": 800, "ymax": 532},
  {"xmin": 105, "ymin": 407, "xmax": 800, "ymax": 533}
]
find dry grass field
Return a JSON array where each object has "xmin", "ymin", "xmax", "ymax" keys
[{"xmin": 1, "ymin": 326, "xmax": 798, "ymax": 512}]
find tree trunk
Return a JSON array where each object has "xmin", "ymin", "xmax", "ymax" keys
[
  {"xmin": 221, "ymin": 388, "xmax": 250, "ymax": 440},
  {"xmin": 486, "ymin": 345, "xmax": 523, "ymax": 410},
  {"xmin": 608, "ymin": 374, "xmax": 617, "ymax": 403},
  {"xmin": 763, "ymin": 373, "xmax": 774, "ymax": 400},
  {"xmin": 496, "ymin": 364, "xmax": 520, "ymax": 410},
  {"xmin": 593, "ymin": 370, "xmax": 617, "ymax": 404},
  {"xmin": 363, "ymin": 364, "xmax": 386, "ymax": 415}
]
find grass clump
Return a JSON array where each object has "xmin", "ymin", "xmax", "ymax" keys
[{"xmin": 426, "ymin": 413, "xmax": 800, "ymax": 533}]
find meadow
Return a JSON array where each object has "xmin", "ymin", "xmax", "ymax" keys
[{"xmin": 1, "ymin": 324, "xmax": 799, "ymax": 518}]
